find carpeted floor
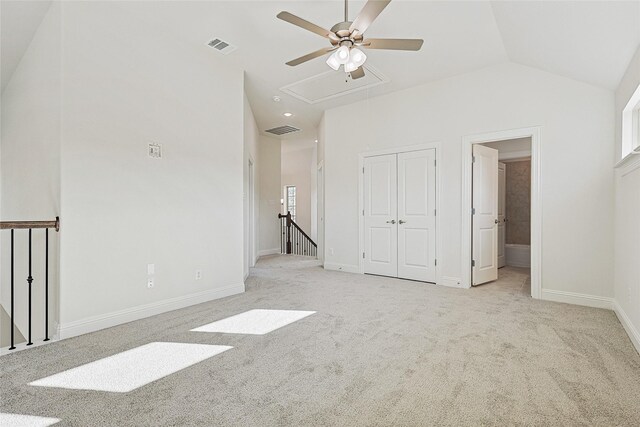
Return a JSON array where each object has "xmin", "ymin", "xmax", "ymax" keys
[{"xmin": 1, "ymin": 256, "xmax": 639, "ymax": 426}]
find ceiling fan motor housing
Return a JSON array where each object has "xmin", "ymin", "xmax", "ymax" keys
[{"xmin": 330, "ymin": 21, "xmax": 364, "ymax": 46}]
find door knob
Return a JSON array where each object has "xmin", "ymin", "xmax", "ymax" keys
[
  {"xmin": 494, "ymin": 219, "xmax": 499, "ymax": 224},
  {"xmin": 399, "ymin": 220, "xmax": 406, "ymax": 224},
  {"xmin": 386, "ymin": 220, "xmax": 396, "ymax": 224}
]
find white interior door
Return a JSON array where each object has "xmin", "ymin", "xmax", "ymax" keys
[
  {"xmin": 472, "ymin": 145, "xmax": 499, "ymax": 285},
  {"xmin": 397, "ymin": 150, "xmax": 436, "ymax": 282},
  {"xmin": 497, "ymin": 162, "xmax": 506, "ymax": 268},
  {"xmin": 363, "ymin": 154, "xmax": 398, "ymax": 277}
]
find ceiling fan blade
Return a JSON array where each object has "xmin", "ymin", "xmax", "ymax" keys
[
  {"xmin": 277, "ymin": 11, "xmax": 339, "ymax": 41},
  {"xmin": 350, "ymin": 67, "xmax": 366, "ymax": 80},
  {"xmin": 361, "ymin": 38, "xmax": 424, "ymax": 51},
  {"xmin": 349, "ymin": 0, "xmax": 391, "ymax": 35},
  {"xmin": 286, "ymin": 47, "xmax": 336, "ymax": 66}
]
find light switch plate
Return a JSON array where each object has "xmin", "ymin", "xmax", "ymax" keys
[{"xmin": 147, "ymin": 264, "xmax": 155, "ymax": 275}]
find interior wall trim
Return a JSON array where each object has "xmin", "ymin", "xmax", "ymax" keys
[
  {"xmin": 439, "ymin": 276, "xmax": 464, "ymax": 288},
  {"xmin": 324, "ymin": 263, "xmax": 359, "ymax": 274},
  {"xmin": 57, "ymin": 283, "xmax": 245, "ymax": 340},
  {"xmin": 613, "ymin": 300, "xmax": 640, "ymax": 354},
  {"xmin": 258, "ymin": 248, "xmax": 281, "ymax": 258},
  {"xmin": 540, "ymin": 289, "xmax": 613, "ymax": 310}
]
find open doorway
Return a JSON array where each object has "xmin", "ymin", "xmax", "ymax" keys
[
  {"xmin": 462, "ymin": 128, "xmax": 541, "ymax": 298},
  {"xmin": 476, "ymin": 138, "xmax": 532, "ymax": 294}
]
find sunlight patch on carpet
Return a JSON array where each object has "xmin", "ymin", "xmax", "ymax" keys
[
  {"xmin": 0, "ymin": 413, "xmax": 60, "ymax": 426},
  {"xmin": 191, "ymin": 309, "xmax": 316, "ymax": 335},
  {"xmin": 29, "ymin": 342, "xmax": 231, "ymax": 393}
]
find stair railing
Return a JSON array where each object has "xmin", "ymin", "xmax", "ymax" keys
[
  {"xmin": 1, "ymin": 217, "xmax": 59, "ymax": 350},
  {"xmin": 278, "ymin": 212, "xmax": 317, "ymax": 257}
]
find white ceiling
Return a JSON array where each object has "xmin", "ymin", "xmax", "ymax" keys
[
  {"xmin": 1, "ymin": 0, "xmax": 51, "ymax": 93},
  {"xmin": 2, "ymin": 1, "xmax": 639, "ymax": 141}
]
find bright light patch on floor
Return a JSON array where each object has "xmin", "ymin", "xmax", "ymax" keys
[
  {"xmin": 0, "ymin": 413, "xmax": 60, "ymax": 427},
  {"xmin": 29, "ymin": 342, "xmax": 231, "ymax": 393},
  {"xmin": 191, "ymin": 309, "xmax": 316, "ymax": 335}
]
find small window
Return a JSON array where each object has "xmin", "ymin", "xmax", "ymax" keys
[
  {"xmin": 285, "ymin": 186, "xmax": 297, "ymax": 222},
  {"xmin": 622, "ymin": 83, "xmax": 640, "ymax": 158}
]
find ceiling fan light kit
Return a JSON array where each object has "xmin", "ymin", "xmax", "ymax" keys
[{"xmin": 278, "ymin": 0, "xmax": 423, "ymax": 80}]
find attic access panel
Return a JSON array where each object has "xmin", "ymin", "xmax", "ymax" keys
[{"xmin": 280, "ymin": 65, "xmax": 389, "ymax": 104}]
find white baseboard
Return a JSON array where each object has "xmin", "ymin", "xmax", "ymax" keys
[
  {"xmin": 324, "ymin": 263, "xmax": 359, "ymax": 274},
  {"xmin": 439, "ymin": 276, "xmax": 465, "ymax": 289},
  {"xmin": 613, "ymin": 300, "xmax": 640, "ymax": 355},
  {"xmin": 541, "ymin": 289, "xmax": 613, "ymax": 310},
  {"xmin": 258, "ymin": 248, "xmax": 280, "ymax": 258},
  {"xmin": 58, "ymin": 283, "xmax": 245, "ymax": 340}
]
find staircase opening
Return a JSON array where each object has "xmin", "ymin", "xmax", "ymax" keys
[{"xmin": 279, "ymin": 139, "xmax": 318, "ymax": 258}]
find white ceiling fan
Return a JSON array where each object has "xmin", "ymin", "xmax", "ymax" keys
[{"xmin": 277, "ymin": 0, "xmax": 423, "ymax": 80}]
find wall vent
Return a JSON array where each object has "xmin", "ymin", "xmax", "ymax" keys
[
  {"xmin": 265, "ymin": 125, "xmax": 300, "ymax": 136},
  {"xmin": 207, "ymin": 38, "xmax": 237, "ymax": 55}
]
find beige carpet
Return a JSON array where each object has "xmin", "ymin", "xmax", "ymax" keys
[{"xmin": 1, "ymin": 255, "xmax": 639, "ymax": 426}]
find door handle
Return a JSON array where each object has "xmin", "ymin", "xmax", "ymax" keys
[
  {"xmin": 386, "ymin": 220, "xmax": 396, "ymax": 224},
  {"xmin": 399, "ymin": 220, "xmax": 406, "ymax": 224},
  {"xmin": 494, "ymin": 219, "xmax": 499, "ymax": 224}
]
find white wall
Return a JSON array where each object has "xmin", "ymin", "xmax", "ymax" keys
[
  {"xmin": 56, "ymin": 1, "xmax": 244, "ymax": 337},
  {"xmin": 1, "ymin": 2, "xmax": 61, "ymax": 344},
  {"xmin": 281, "ymin": 141, "xmax": 316, "ymax": 235},
  {"xmin": 258, "ymin": 135, "xmax": 282, "ymax": 256},
  {"xmin": 244, "ymin": 92, "xmax": 260, "ymax": 278},
  {"xmin": 323, "ymin": 62, "xmax": 615, "ymax": 300},
  {"xmin": 613, "ymin": 45, "xmax": 640, "ymax": 353}
]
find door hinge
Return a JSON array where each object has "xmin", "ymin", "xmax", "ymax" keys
[
  {"xmin": 434, "ymin": 209, "xmax": 437, "ymax": 216},
  {"xmin": 362, "ymin": 167, "xmax": 365, "ymax": 174},
  {"xmin": 362, "ymin": 252, "xmax": 365, "ymax": 259},
  {"xmin": 434, "ymin": 159, "xmax": 437, "ymax": 167},
  {"xmin": 472, "ymin": 260, "xmax": 476, "ymax": 267},
  {"xmin": 362, "ymin": 209, "xmax": 364, "ymax": 216},
  {"xmin": 472, "ymin": 208, "xmax": 476, "ymax": 215},
  {"xmin": 472, "ymin": 156, "xmax": 476, "ymax": 163},
  {"xmin": 435, "ymin": 259, "xmax": 437, "ymax": 266}
]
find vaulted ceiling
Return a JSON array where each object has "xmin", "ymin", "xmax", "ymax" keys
[{"xmin": 2, "ymin": 1, "xmax": 639, "ymax": 141}]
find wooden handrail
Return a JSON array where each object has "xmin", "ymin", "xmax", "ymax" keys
[
  {"xmin": 0, "ymin": 217, "xmax": 60, "ymax": 231},
  {"xmin": 289, "ymin": 219, "xmax": 317, "ymax": 247}
]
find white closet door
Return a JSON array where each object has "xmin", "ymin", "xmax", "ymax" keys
[
  {"xmin": 472, "ymin": 145, "xmax": 499, "ymax": 285},
  {"xmin": 363, "ymin": 154, "xmax": 398, "ymax": 277},
  {"xmin": 497, "ymin": 162, "xmax": 506, "ymax": 268},
  {"xmin": 397, "ymin": 150, "xmax": 437, "ymax": 282}
]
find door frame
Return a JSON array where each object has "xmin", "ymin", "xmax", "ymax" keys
[
  {"xmin": 317, "ymin": 160, "xmax": 324, "ymax": 264},
  {"xmin": 461, "ymin": 127, "xmax": 541, "ymax": 298},
  {"xmin": 358, "ymin": 142, "xmax": 441, "ymax": 283}
]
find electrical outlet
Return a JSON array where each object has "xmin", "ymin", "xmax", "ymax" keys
[
  {"xmin": 195, "ymin": 270, "xmax": 202, "ymax": 280},
  {"xmin": 147, "ymin": 278, "xmax": 154, "ymax": 288}
]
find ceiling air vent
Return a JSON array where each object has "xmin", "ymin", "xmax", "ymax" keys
[
  {"xmin": 265, "ymin": 125, "xmax": 300, "ymax": 136},
  {"xmin": 207, "ymin": 38, "xmax": 237, "ymax": 55}
]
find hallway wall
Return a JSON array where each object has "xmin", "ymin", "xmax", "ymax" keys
[{"xmin": 258, "ymin": 136, "xmax": 282, "ymax": 256}]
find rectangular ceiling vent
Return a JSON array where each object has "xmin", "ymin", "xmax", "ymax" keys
[
  {"xmin": 265, "ymin": 125, "xmax": 300, "ymax": 136},
  {"xmin": 207, "ymin": 38, "xmax": 237, "ymax": 55}
]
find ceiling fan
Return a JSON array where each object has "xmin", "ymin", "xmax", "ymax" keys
[{"xmin": 277, "ymin": 0, "xmax": 423, "ymax": 80}]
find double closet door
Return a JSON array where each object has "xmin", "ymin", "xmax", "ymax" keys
[{"xmin": 363, "ymin": 149, "xmax": 437, "ymax": 283}]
